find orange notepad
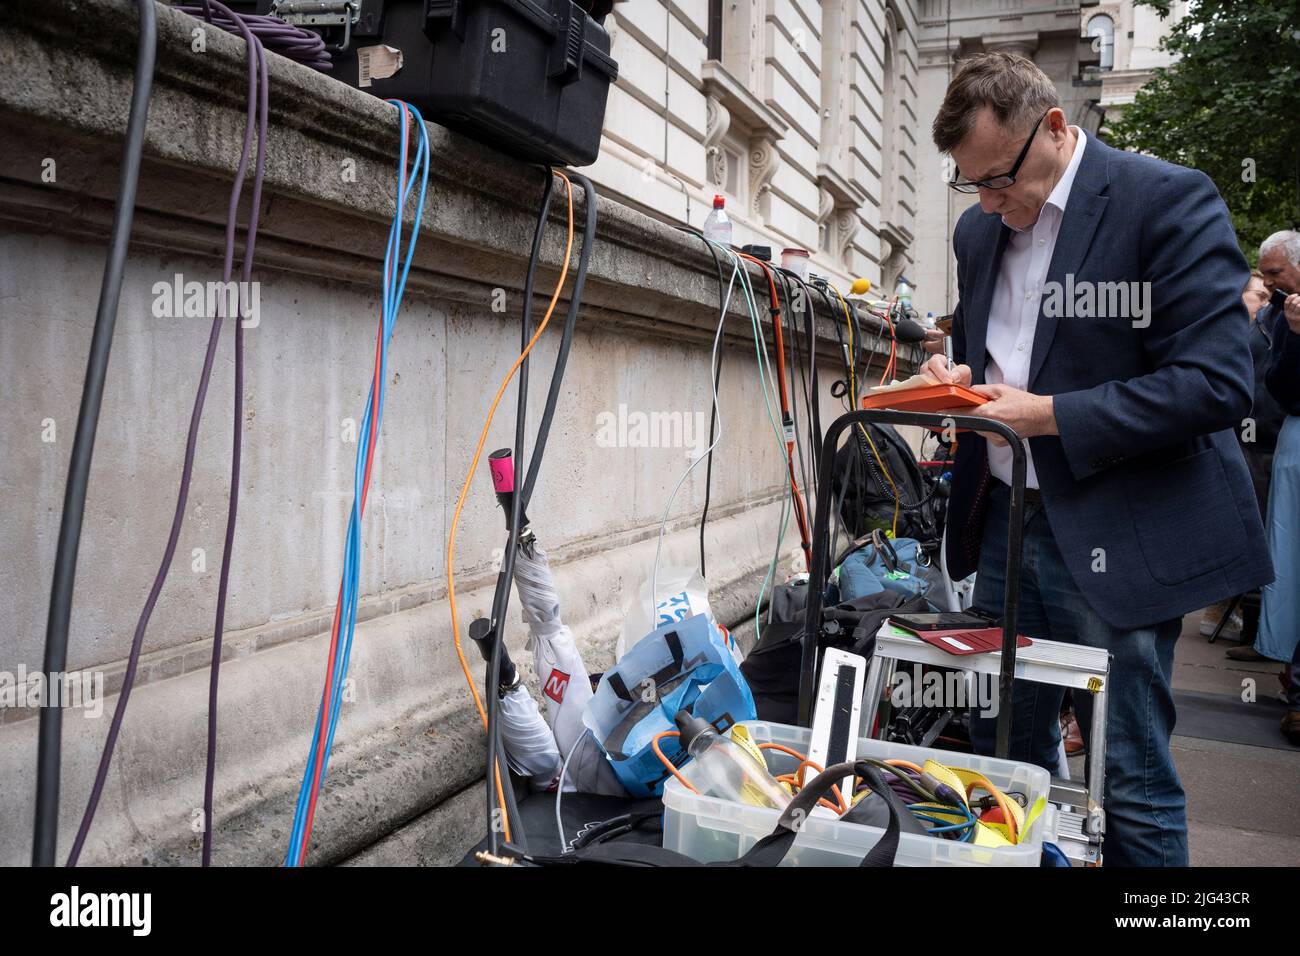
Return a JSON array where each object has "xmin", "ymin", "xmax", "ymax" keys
[{"xmin": 861, "ymin": 383, "xmax": 988, "ymax": 414}]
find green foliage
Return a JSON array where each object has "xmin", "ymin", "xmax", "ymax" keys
[{"xmin": 1105, "ymin": 0, "xmax": 1300, "ymax": 262}]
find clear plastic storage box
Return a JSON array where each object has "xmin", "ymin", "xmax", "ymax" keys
[{"xmin": 662, "ymin": 720, "xmax": 1057, "ymax": 867}]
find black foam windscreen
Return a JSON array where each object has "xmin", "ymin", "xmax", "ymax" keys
[{"xmin": 893, "ymin": 318, "xmax": 928, "ymax": 344}]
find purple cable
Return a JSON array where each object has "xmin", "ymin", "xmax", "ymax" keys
[
  {"xmin": 177, "ymin": 4, "xmax": 332, "ymax": 71},
  {"xmin": 201, "ymin": 0, "xmax": 269, "ymax": 870},
  {"xmin": 67, "ymin": 0, "xmax": 266, "ymax": 867}
]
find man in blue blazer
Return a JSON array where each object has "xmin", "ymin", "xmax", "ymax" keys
[{"xmin": 920, "ymin": 54, "xmax": 1272, "ymax": 866}]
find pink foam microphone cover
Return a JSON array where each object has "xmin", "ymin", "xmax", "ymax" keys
[{"xmin": 489, "ymin": 450, "xmax": 515, "ymax": 494}]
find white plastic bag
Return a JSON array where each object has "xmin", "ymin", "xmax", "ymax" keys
[{"xmin": 615, "ymin": 567, "xmax": 742, "ymax": 664}]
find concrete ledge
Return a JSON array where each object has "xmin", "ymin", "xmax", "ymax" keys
[{"xmin": 0, "ymin": 0, "xmax": 916, "ymax": 363}]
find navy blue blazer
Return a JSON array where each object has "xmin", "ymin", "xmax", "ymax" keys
[{"xmin": 944, "ymin": 134, "xmax": 1273, "ymax": 630}]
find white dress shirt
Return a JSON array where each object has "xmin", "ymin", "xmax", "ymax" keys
[{"xmin": 985, "ymin": 126, "xmax": 1087, "ymax": 490}]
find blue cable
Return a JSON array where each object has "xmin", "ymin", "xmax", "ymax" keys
[
  {"xmin": 908, "ymin": 802, "xmax": 979, "ymax": 840},
  {"xmin": 284, "ymin": 101, "xmax": 431, "ymax": 865},
  {"xmin": 286, "ymin": 102, "xmax": 429, "ymax": 863},
  {"xmin": 910, "ymin": 813, "xmax": 976, "ymax": 834}
]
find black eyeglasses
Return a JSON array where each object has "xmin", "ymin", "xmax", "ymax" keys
[{"xmin": 947, "ymin": 110, "xmax": 1051, "ymax": 193}]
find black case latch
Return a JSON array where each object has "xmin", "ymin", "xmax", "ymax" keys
[
  {"xmin": 424, "ymin": 0, "xmax": 467, "ymax": 39},
  {"xmin": 548, "ymin": 1, "xmax": 586, "ymax": 85}
]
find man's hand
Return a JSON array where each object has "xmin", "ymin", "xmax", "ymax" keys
[
  {"xmin": 921, "ymin": 329, "xmax": 948, "ymax": 355},
  {"xmin": 920, "ymin": 352, "xmax": 972, "ymax": 386},
  {"xmin": 1285, "ymin": 293, "xmax": 1300, "ymax": 334},
  {"xmin": 967, "ymin": 383, "xmax": 1058, "ymax": 445}
]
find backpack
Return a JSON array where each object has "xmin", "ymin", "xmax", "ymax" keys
[{"xmin": 832, "ymin": 422, "xmax": 940, "ymax": 549}]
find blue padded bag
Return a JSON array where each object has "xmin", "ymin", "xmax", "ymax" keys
[
  {"xmin": 838, "ymin": 531, "xmax": 931, "ymax": 603},
  {"xmin": 583, "ymin": 612, "xmax": 756, "ymax": 798}
]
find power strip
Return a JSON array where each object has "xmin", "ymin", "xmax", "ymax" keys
[{"xmin": 807, "ymin": 647, "xmax": 866, "ymax": 816}]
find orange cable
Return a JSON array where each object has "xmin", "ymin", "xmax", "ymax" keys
[
  {"xmin": 966, "ymin": 776, "xmax": 1018, "ymax": 841},
  {"xmin": 652, "ymin": 731, "xmax": 698, "ymax": 793},
  {"xmin": 446, "ymin": 170, "xmax": 576, "ymax": 844}
]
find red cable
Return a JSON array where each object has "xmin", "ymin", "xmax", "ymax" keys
[
  {"xmin": 879, "ymin": 298, "xmax": 898, "ymax": 385},
  {"xmin": 296, "ymin": 105, "xmax": 411, "ymax": 864},
  {"xmin": 738, "ymin": 253, "xmax": 813, "ymax": 569}
]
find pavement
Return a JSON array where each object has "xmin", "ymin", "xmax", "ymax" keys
[
  {"xmin": 1159, "ymin": 612, "xmax": 1300, "ymax": 866},
  {"xmin": 1059, "ymin": 610, "xmax": 1299, "ymax": 865}
]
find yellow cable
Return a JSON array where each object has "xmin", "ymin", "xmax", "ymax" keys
[
  {"xmin": 830, "ymin": 282, "xmax": 902, "ymax": 537},
  {"xmin": 446, "ymin": 170, "xmax": 576, "ymax": 844}
]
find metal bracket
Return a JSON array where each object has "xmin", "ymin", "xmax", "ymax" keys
[{"xmin": 271, "ymin": 0, "xmax": 359, "ymax": 51}]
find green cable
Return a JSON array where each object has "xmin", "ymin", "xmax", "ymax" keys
[{"xmin": 704, "ymin": 242, "xmax": 795, "ymax": 646}]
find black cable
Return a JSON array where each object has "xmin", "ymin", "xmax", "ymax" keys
[
  {"xmin": 483, "ymin": 168, "xmax": 554, "ymax": 858},
  {"xmin": 774, "ymin": 269, "xmax": 816, "ymax": 505},
  {"xmin": 520, "ymin": 172, "xmax": 599, "ymax": 508},
  {"xmin": 485, "ymin": 170, "xmax": 598, "ymax": 858},
  {"xmin": 817, "ymin": 284, "xmax": 855, "ymax": 412},
  {"xmin": 781, "ymin": 274, "xmax": 823, "ymax": 481},
  {"xmin": 678, "ymin": 227, "xmax": 728, "ymax": 580},
  {"xmin": 33, "ymin": 0, "xmax": 156, "ymax": 868},
  {"xmin": 811, "ymin": 283, "xmax": 908, "ymax": 544}
]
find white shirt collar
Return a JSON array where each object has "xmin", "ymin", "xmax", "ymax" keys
[{"xmin": 1002, "ymin": 126, "xmax": 1087, "ymax": 232}]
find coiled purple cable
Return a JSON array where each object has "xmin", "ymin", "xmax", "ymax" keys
[{"xmin": 177, "ymin": 3, "xmax": 332, "ymax": 71}]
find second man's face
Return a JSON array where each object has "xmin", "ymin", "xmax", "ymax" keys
[{"xmin": 1259, "ymin": 250, "xmax": 1300, "ymax": 297}]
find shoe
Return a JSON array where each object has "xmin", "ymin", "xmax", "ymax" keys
[
  {"xmin": 1060, "ymin": 711, "xmax": 1085, "ymax": 756},
  {"xmin": 1226, "ymin": 645, "xmax": 1269, "ymax": 662},
  {"xmin": 1282, "ymin": 711, "xmax": 1300, "ymax": 747}
]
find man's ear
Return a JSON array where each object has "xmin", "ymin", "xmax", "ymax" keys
[{"xmin": 1047, "ymin": 107, "xmax": 1068, "ymax": 137}]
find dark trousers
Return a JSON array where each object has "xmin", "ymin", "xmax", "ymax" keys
[{"xmin": 969, "ymin": 482, "xmax": 1189, "ymax": 867}]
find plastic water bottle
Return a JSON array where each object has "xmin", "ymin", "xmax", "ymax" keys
[
  {"xmin": 702, "ymin": 194, "xmax": 733, "ymax": 246},
  {"xmin": 675, "ymin": 711, "xmax": 791, "ymax": 809},
  {"xmin": 894, "ymin": 277, "xmax": 912, "ymax": 312},
  {"xmin": 925, "ymin": 311, "xmax": 936, "ymax": 329}
]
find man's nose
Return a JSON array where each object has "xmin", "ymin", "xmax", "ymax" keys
[
  {"xmin": 1263, "ymin": 278, "xmax": 1276, "ymax": 293},
  {"xmin": 977, "ymin": 186, "xmax": 1002, "ymax": 214}
]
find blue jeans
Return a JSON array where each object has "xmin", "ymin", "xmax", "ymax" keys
[{"xmin": 969, "ymin": 481, "xmax": 1188, "ymax": 867}]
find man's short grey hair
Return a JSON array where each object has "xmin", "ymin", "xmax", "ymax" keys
[
  {"xmin": 932, "ymin": 52, "xmax": 1062, "ymax": 153},
  {"xmin": 1260, "ymin": 230, "xmax": 1300, "ymax": 265}
]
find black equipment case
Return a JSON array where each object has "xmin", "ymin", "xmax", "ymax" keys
[{"xmin": 260, "ymin": 0, "xmax": 619, "ymax": 167}]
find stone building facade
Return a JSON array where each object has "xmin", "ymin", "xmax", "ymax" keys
[
  {"xmin": 912, "ymin": 0, "xmax": 1102, "ymax": 315},
  {"xmin": 590, "ymin": 0, "xmax": 920, "ymax": 294}
]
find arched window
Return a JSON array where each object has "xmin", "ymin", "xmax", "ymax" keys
[{"xmin": 1088, "ymin": 14, "xmax": 1115, "ymax": 71}]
